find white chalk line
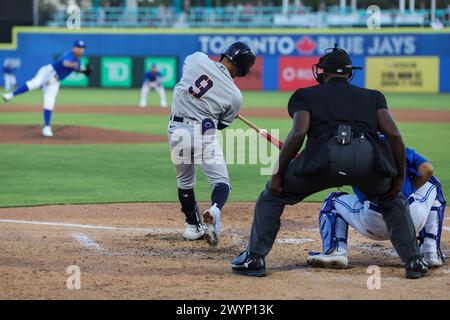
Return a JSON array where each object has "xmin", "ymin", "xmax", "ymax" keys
[
  {"xmin": 0, "ymin": 219, "xmax": 180, "ymax": 235},
  {"xmin": 276, "ymin": 238, "xmax": 315, "ymax": 244},
  {"xmin": 72, "ymin": 233, "xmax": 105, "ymax": 252}
]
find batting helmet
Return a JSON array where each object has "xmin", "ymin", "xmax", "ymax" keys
[{"xmin": 221, "ymin": 42, "xmax": 256, "ymax": 77}]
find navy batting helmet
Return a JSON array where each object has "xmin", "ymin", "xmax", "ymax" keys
[{"xmin": 221, "ymin": 42, "xmax": 256, "ymax": 77}]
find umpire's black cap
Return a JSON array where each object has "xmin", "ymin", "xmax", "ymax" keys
[{"xmin": 316, "ymin": 44, "xmax": 362, "ymax": 74}]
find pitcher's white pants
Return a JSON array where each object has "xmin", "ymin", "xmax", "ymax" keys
[
  {"xmin": 4, "ymin": 73, "xmax": 16, "ymax": 91},
  {"xmin": 140, "ymin": 80, "xmax": 167, "ymax": 107},
  {"xmin": 25, "ymin": 64, "xmax": 60, "ymax": 111}
]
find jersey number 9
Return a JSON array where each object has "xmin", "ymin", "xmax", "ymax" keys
[{"xmin": 189, "ymin": 75, "xmax": 213, "ymax": 99}]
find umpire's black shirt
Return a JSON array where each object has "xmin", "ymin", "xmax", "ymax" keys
[{"xmin": 288, "ymin": 78, "xmax": 388, "ymax": 137}]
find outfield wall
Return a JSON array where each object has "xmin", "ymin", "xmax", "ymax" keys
[{"xmin": 1, "ymin": 27, "xmax": 449, "ymax": 93}]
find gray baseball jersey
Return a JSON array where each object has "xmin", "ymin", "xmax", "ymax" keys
[{"xmin": 172, "ymin": 52, "xmax": 242, "ymax": 126}]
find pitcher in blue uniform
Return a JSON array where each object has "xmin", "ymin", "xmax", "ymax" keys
[{"xmin": 2, "ymin": 40, "xmax": 90, "ymax": 137}]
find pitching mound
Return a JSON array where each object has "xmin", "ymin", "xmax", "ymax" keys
[
  {"xmin": 0, "ymin": 202, "xmax": 448, "ymax": 299},
  {"xmin": 0, "ymin": 125, "xmax": 166, "ymax": 144}
]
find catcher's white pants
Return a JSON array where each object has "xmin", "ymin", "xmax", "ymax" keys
[
  {"xmin": 140, "ymin": 80, "xmax": 167, "ymax": 107},
  {"xmin": 4, "ymin": 73, "xmax": 16, "ymax": 91},
  {"xmin": 333, "ymin": 181, "xmax": 440, "ymax": 241},
  {"xmin": 25, "ymin": 64, "xmax": 60, "ymax": 111},
  {"xmin": 168, "ymin": 118, "xmax": 230, "ymax": 190}
]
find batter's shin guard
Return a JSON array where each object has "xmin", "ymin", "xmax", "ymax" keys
[
  {"xmin": 178, "ymin": 188, "xmax": 201, "ymax": 225},
  {"xmin": 211, "ymin": 183, "xmax": 230, "ymax": 210}
]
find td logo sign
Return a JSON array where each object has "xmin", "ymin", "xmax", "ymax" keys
[{"xmin": 101, "ymin": 57, "xmax": 132, "ymax": 87}]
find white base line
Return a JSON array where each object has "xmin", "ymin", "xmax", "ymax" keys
[
  {"xmin": 275, "ymin": 238, "xmax": 315, "ymax": 244},
  {"xmin": 444, "ymin": 227, "xmax": 450, "ymax": 232},
  {"xmin": 72, "ymin": 233, "xmax": 105, "ymax": 252},
  {"xmin": 0, "ymin": 219, "xmax": 180, "ymax": 235}
]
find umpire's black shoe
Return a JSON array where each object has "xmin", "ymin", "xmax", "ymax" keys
[
  {"xmin": 405, "ymin": 256, "xmax": 429, "ymax": 279},
  {"xmin": 231, "ymin": 251, "xmax": 266, "ymax": 277}
]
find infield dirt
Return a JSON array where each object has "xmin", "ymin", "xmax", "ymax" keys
[{"xmin": 0, "ymin": 202, "xmax": 448, "ymax": 299}]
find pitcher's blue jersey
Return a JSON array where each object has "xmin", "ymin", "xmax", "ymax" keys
[
  {"xmin": 51, "ymin": 52, "xmax": 80, "ymax": 80},
  {"xmin": 353, "ymin": 148, "xmax": 428, "ymax": 202}
]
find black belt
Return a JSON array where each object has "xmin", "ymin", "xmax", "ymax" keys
[
  {"xmin": 170, "ymin": 115, "xmax": 198, "ymax": 123},
  {"xmin": 332, "ymin": 131, "xmax": 368, "ymax": 139},
  {"xmin": 352, "ymin": 132, "xmax": 367, "ymax": 139}
]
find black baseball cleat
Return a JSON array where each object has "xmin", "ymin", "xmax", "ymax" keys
[
  {"xmin": 405, "ymin": 256, "xmax": 429, "ymax": 279},
  {"xmin": 231, "ymin": 251, "xmax": 266, "ymax": 277}
]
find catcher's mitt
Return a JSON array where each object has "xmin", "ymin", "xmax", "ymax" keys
[{"xmin": 82, "ymin": 63, "xmax": 93, "ymax": 77}]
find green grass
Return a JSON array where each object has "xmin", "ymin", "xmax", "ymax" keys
[
  {"xmin": 5, "ymin": 88, "xmax": 450, "ymax": 110},
  {"xmin": 0, "ymin": 121, "xmax": 448, "ymax": 207},
  {"xmin": 1, "ymin": 88, "xmax": 449, "ymax": 206}
]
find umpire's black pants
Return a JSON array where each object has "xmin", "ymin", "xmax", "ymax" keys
[{"xmin": 247, "ymin": 138, "xmax": 420, "ymax": 263}]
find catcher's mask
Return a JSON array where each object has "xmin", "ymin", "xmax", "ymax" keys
[{"xmin": 312, "ymin": 43, "xmax": 362, "ymax": 84}]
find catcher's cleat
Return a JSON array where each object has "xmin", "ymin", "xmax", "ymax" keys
[
  {"xmin": 405, "ymin": 256, "xmax": 429, "ymax": 279},
  {"xmin": 42, "ymin": 125, "xmax": 54, "ymax": 138},
  {"xmin": 422, "ymin": 252, "xmax": 444, "ymax": 268},
  {"xmin": 203, "ymin": 204, "xmax": 221, "ymax": 246},
  {"xmin": 183, "ymin": 223, "xmax": 207, "ymax": 241},
  {"xmin": 306, "ymin": 249, "xmax": 348, "ymax": 269},
  {"xmin": 231, "ymin": 251, "xmax": 266, "ymax": 277}
]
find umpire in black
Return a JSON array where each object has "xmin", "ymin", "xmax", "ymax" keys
[{"xmin": 231, "ymin": 45, "xmax": 429, "ymax": 279}]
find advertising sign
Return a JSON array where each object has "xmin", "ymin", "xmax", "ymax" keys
[
  {"xmin": 101, "ymin": 57, "xmax": 132, "ymax": 87},
  {"xmin": 366, "ymin": 56, "xmax": 439, "ymax": 93},
  {"xmin": 279, "ymin": 57, "xmax": 319, "ymax": 91}
]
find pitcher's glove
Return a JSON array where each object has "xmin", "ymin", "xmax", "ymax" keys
[{"xmin": 82, "ymin": 63, "xmax": 93, "ymax": 77}]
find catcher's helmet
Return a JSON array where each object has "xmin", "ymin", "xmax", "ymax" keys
[
  {"xmin": 221, "ymin": 42, "xmax": 256, "ymax": 77},
  {"xmin": 312, "ymin": 43, "xmax": 362, "ymax": 83}
]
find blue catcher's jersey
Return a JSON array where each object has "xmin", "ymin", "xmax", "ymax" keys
[
  {"xmin": 353, "ymin": 147, "xmax": 429, "ymax": 202},
  {"xmin": 144, "ymin": 71, "xmax": 162, "ymax": 82},
  {"xmin": 51, "ymin": 51, "xmax": 80, "ymax": 80}
]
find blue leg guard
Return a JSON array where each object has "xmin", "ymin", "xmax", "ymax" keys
[
  {"xmin": 418, "ymin": 176, "xmax": 446, "ymax": 261},
  {"xmin": 319, "ymin": 192, "xmax": 349, "ymax": 254}
]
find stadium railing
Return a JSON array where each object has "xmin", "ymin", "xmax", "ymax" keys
[{"xmin": 47, "ymin": 6, "xmax": 450, "ymax": 28}]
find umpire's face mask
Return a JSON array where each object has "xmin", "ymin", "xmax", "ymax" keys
[{"xmin": 312, "ymin": 64, "xmax": 325, "ymax": 84}]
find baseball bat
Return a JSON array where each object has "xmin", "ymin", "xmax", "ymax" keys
[{"xmin": 237, "ymin": 114, "xmax": 284, "ymax": 149}]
